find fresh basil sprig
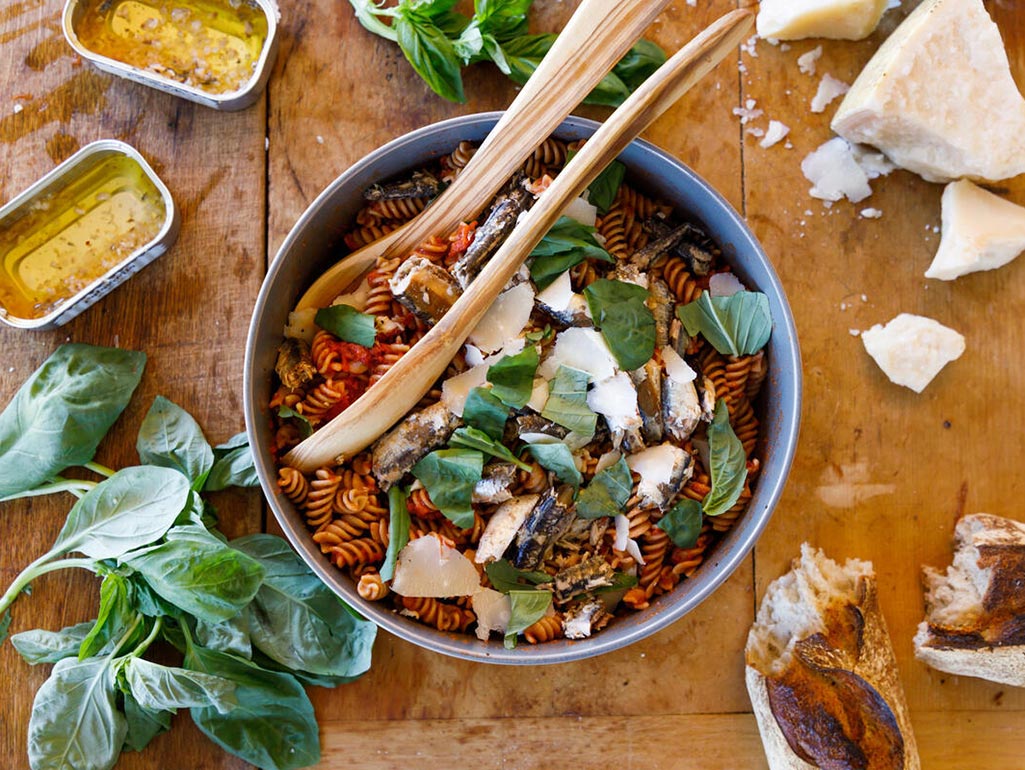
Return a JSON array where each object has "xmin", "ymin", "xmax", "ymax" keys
[
  {"xmin": 676, "ymin": 291, "xmax": 772, "ymax": 357},
  {"xmin": 525, "ymin": 442, "xmax": 582, "ymax": 489},
  {"xmin": 504, "ymin": 590, "xmax": 553, "ymax": 649},
  {"xmin": 486, "ymin": 346, "xmax": 539, "ymax": 408},
  {"xmin": 0, "ymin": 344, "xmax": 145, "ymax": 499},
  {"xmin": 587, "ymin": 160, "xmax": 626, "ymax": 214},
  {"xmin": 349, "ymin": 0, "xmax": 667, "ymax": 106},
  {"xmin": 703, "ymin": 401, "xmax": 748, "ymax": 516},
  {"xmin": 411, "ymin": 448, "xmax": 483, "ymax": 528},
  {"xmin": 462, "ymin": 386, "xmax": 509, "ymax": 441},
  {"xmin": 314, "ymin": 303, "xmax": 377, "ymax": 348},
  {"xmin": 450, "ymin": 426, "xmax": 532, "ymax": 472},
  {"xmin": 584, "ymin": 278, "xmax": 656, "ymax": 371},
  {"xmin": 529, "ymin": 216, "xmax": 613, "ymax": 291},
  {"xmin": 657, "ymin": 498, "xmax": 703, "ymax": 549},
  {"xmin": 575, "ymin": 456, "xmax": 632, "ymax": 520},
  {"xmin": 0, "ymin": 345, "xmax": 377, "ymax": 770},
  {"xmin": 542, "ymin": 365, "xmax": 596, "ymax": 438}
]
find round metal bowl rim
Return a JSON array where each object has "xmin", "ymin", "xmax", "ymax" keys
[{"xmin": 245, "ymin": 111, "xmax": 802, "ymax": 665}]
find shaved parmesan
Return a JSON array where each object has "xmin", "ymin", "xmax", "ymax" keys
[
  {"xmin": 595, "ymin": 450, "xmax": 622, "ymax": 474},
  {"xmin": 469, "ymin": 281, "xmax": 535, "ymax": 353},
  {"xmin": 709, "ymin": 272, "xmax": 746, "ymax": 298},
  {"xmin": 662, "ymin": 346, "xmax": 697, "ymax": 384},
  {"xmin": 587, "ymin": 372, "xmax": 642, "ymax": 435},
  {"xmin": 562, "ymin": 196, "xmax": 598, "ymax": 228},
  {"xmin": 861, "ymin": 313, "xmax": 965, "ymax": 393},
  {"xmin": 926, "ymin": 180, "xmax": 1025, "ymax": 281},
  {"xmin": 810, "ymin": 74, "xmax": 850, "ymax": 113},
  {"xmin": 472, "ymin": 589, "xmax": 511, "ymax": 641},
  {"xmin": 627, "ymin": 444, "xmax": 692, "ymax": 511},
  {"xmin": 526, "ymin": 377, "xmax": 550, "ymax": 413},
  {"xmin": 391, "ymin": 535, "xmax": 481, "ymax": 597},
  {"xmin": 539, "ymin": 327, "xmax": 618, "ymax": 382},
  {"xmin": 441, "ymin": 364, "xmax": 488, "ymax": 417},
  {"xmin": 284, "ymin": 308, "xmax": 318, "ymax": 342},
  {"xmin": 614, "ymin": 514, "xmax": 630, "ymax": 552}
]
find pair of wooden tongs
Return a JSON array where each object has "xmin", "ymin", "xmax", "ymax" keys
[{"xmin": 286, "ymin": 6, "xmax": 755, "ymax": 471}]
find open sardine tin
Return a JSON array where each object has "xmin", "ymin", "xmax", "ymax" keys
[
  {"xmin": 0, "ymin": 140, "xmax": 179, "ymax": 330},
  {"xmin": 62, "ymin": 0, "xmax": 279, "ymax": 110}
]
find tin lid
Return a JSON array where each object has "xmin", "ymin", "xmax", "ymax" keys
[{"xmin": 0, "ymin": 140, "xmax": 179, "ymax": 330}]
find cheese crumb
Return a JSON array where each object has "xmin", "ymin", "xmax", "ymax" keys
[
  {"xmin": 802, "ymin": 138, "xmax": 872, "ymax": 203},
  {"xmin": 861, "ymin": 313, "xmax": 965, "ymax": 393},
  {"xmin": 797, "ymin": 45, "xmax": 823, "ymax": 75},
  {"xmin": 860, "ymin": 208, "xmax": 883, "ymax": 219},
  {"xmin": 759, "ymin": 120, "xmax": 791, "ymax": 149},
  {"xmin": 810, "ymin": 73, "xmax": 850, "ymax": 113}
]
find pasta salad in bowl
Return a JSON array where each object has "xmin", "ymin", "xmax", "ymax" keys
[{"xmin": 244, "ymin": 113, "xmax": 801, "ymax": 664}]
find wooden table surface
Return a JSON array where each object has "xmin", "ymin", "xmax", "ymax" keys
[{"xmin": 2, "ymin": 1, "xmax": 1023, "ymax": 768}]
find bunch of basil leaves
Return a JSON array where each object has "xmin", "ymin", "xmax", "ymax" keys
[
  {"xmin": 348, "ymin": 0, "xmax": 667, "ymax": 105},
  {"xmin": 0, "ymin": 344, "xmax": 376, "ymax": 770}
]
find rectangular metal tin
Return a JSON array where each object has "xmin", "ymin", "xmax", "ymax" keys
[
  {"xmin": 0, "ymin": 139, "xmax": 179, "ymax": 330},
  {"xmin": 62, "ymin": 0, "xmax": 279, "ymax": 111}
]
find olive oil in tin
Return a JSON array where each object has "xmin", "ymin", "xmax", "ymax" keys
[
  {"xmin": 0, "ymin": 152, "xmax": 166, "ymax": 320},
  {"xmin": 73, "ymin": 0, "xmax": 269, "ymax": 95}
]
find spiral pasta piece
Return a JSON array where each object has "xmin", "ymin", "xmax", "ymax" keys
[{"xmin": 523, "ymin": 614, "xmax": 564, "ymax": 644}]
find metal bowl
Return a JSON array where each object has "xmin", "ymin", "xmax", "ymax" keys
[{"xmin": 244, "ymin": 112, "xmax": 801, "ymax": 665}]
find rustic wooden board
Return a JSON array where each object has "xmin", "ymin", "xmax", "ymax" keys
[{"xmin": 1, "ymin": 0, "xmax": 1023, "ymax": 768}]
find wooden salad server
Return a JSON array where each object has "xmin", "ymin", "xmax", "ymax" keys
[
  {"xmin": 285, "ymin": 9, "xmax": 756, "ymax": 472},
  {"xmin": 293, "ymin": 0, "xmax": 674, "ymax": 312}
]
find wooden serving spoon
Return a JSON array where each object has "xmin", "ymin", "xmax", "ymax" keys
[
  {"xmin": 293, "ymin": 0, "xmax": 674, "ymax": 312},
  {"xmin": 286, "ymin": 9, "xmax": 756, "ymax": 472}
]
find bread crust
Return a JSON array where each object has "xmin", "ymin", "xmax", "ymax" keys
[
  {"xmin": 746, "ymin": 545, "xmax": 920, "ymax": 770},
  {"xmin": 915, "ymin": 513, "xmax": 1025, "ymax": 687}
]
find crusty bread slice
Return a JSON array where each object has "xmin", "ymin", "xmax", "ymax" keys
[
  {"xmin": 746, "ymin": 544, "xmax": 920, "ymax": 770},
  {"xmin": 915, "ymin": 513, "xmax": 1025, "ymax": 687}
]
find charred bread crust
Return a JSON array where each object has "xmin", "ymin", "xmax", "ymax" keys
[
  {"xmin": 746, "ymin": 546, "xmax": 920, "ymax": 770},
  {"xmin": 915, "ymin": 514, "xmax": 1025, "ymax": 687}
]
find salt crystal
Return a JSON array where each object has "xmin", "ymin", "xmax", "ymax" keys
[{"xmin": 316, "ymin": 135, "xmax": 324, "ymax": 144}]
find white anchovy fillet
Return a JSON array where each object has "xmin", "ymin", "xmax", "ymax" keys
[{"xmin": 662, "ymin": 371, "xmax": 715, "ymax": 443}]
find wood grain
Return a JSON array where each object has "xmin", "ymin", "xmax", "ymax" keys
[{"xmin": 0, "ymin": 0, "xmax": 1023, "ymax": 768}]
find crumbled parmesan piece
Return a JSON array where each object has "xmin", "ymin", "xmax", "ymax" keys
[
  {"xmin": 759, "ymin": 120, "xmax": 791, "ymax": 149},
  {"xmin": 860, "ymin": 208, "xmax": 883, "ymax": 219},
  {"xmin": 810, "ymin": 74, "xmax": 850, "ymax": 113},
  {"xmin": 732, "ymin": 98, "xmax": 764, "ymax": 125},
  {"xmin": 861, "ymin": 313, "xmax": 965, "ymax": 393},
  {"xmin": 797, "ymin": 46, "xmax": 823, "ymax": 75}
]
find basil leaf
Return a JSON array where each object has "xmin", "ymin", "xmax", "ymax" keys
[
  {"xmin": 504, "ymin": 590, "xmax": 552, "ymax": 649},
  {"xmin": 231, "ymin": 534, "xmax": 377, "ymax": 679},
  {"xmin": 676, "ymin": 291, "xmax": 772, "ymax": 357},
  {"xmin": 596, "ymin": 571, "xmax": 639, "ymax": 593},
  {"xmin": 485, "ymin": 559, "xmax": 552, "ymax": 594},
  {"xmin": 486, "ymin": 346, "xmax": 539, "ymax": 408},
  {"xmin": 462, "ymin": 387, "xmax": 509, "ymax": 441},
  {"xmin": 136, "ymin": 396, "xmax": 214, "ymax": 490},
  {"xmin": 529, "ymin": 216, "xmax": 613, "ymax": 291},
  {"xmin": 52, "ymin": 466, "xmax": 189, "ymax": 560},
  {"xmin": 613, "ymin": 39, "xmax": 667, "ymax": 91},
  {"xmin": 526, "ymin": 442, "xmax": 582, "ymax": 489},
  {"xmin": 11, "ymin": 621, "xmax": 94, "ymax": 665},
  {"xmin": 499, "ymin": 32, "xmax": 555, "ymax": 86},
  {"xmin": 450, "ymin": 426, "xmax": 531, "ymax": 471},
  {"xmin": 314, "ymin": 304, "xmax": 377, "ymax": 348},
  {"xmin": 703, "ymin": 401, "xmax": 748, "ymax": 516},
  {"xmin": 27, "ymin": 657, "xmax": 126, "ymax": 770},
  {"xmin": 541, "ymin": 365, "xmax": 596, "ymax": 437},
  {"xmin": 122, "ymin": 526, "xmax": 265, "ymax": 623},
  {"xmin": 186, "ymin": 646, "xmax": 320, "ymax": 770},
  {"xmin": 121, "ymin": 657, "xmax": 237, "ymax": 714},
  {"xmin": 575, "ymin": 456, "xmax": 632, "ymax": 520},
  {"xmin": 0, "ymin": 344, "xmax": 145, "ymax": 498},
  {"xmin": 586, "ymin": 70, "xmax": 632, "ymax": 108},
  {"xmin": 657, "ymin": 498, "xmax": 703, "ymax": 548},
  {"xmin": 394, "ymin": 8, "xmax": 466, "ymax": 103},
  {"xmin": 204, "ymin": 433, "xmax": 259, "ymax": 492},
  {"xmin": 380, "ymin": 486, "xmax": 410, "ymax": 583},
  {"xmin": 587, "ymin": 160, "xmax": 626, "ymax": 214},
  {"xmin": 122, "ymin": 692, "xmax": 172, "ymax": 753},
  {"xmin": 584, "ymin": 279, "xmax": 656, "ymax": 371},
  {"xmin": 474, "ymin": 0, "xmax": 531, "ymax": 38},
  {"xmin": 411, "ymin": 449, "xmax": 483, "ymax": 529},
  {"xmin": 277, "ymin": 405, "xmax": 313, "ymax": 439},
  {"xmin": 348, "ymin": 0, "xmax": 399, "ymax": 42},
  {"xmin": 0, "ymin": 610, "xmax": 10, "ymax": 644},
  {"xmin": 79, "ymin": 573, "xmax": 135, "ymax": 659},
  {"xmin": 196, "ymin": 615, "xmax": 252, "ymax": 660}
]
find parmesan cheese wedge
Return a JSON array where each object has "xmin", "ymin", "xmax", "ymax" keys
[
  {"xmin": 925, "ymin": 180, "xmax": 1025, "ymax": 281},
  {"xmin": 861, "ymin": 313, "xmax": 965, "ymax": 393},
  {"xmin": 756, "ymin": 0, "xmax": 889, "ymax": 41},
  {"xmin": 832, "ymin": 0, "xmax": 1025, "ymax": 183}
]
